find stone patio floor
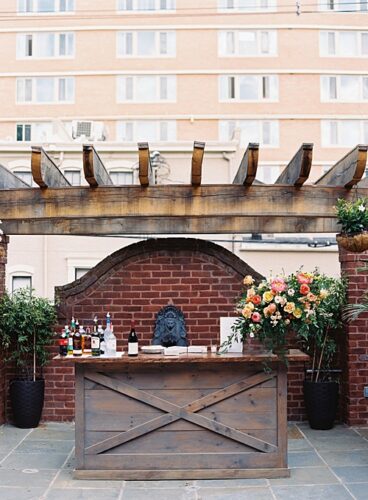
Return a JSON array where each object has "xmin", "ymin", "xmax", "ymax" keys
[{"xmin": 0, "ymin": 422, "xmax": 368, "ymax": 499}]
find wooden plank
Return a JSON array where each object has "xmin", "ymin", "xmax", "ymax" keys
[
  {"xmin": 1, "ymin": 184, "xmax": 366, "ymax": 235},
  {"xmin": 75, "ymin": 364, "xmax": 85, "ymax": 469},
  {"xmin": 232, "ymin": 143, "xmax": 259, "ymax": 186},
  {"xmin": 85, "ymin": 428, "xmax": 278, "ymax": 445},
  {"xmin": 74, "ymin": 467, "xmax": 290, "ymax": 480},
  {"xmin": 85, "ymin": 371, "xmax": 276, "ymax": 454},
  {"xmin": 191, "ymin": 141, "xmax": 205, "ymax": 186},
  {"xmin": 275, "ymin": 143, "xmax": 313, "ymax": 187},
  {"xmin": 277, "ymin": 364, "xmax": 288, "ymax": 468},
  {"xmin": 84, "ymin": 452, "xmax": 281, "ymax": 471},
  {"xmin": 138, "ymin": 142, "xmax": 154, "ymax": 187},
  {"xmin": 85, "ymin": 386, "xmax": 276, "ymax": 413},
  {"xmin": 0, "ymin": 164, "xmax": 30, "ymax": 189},
  {"xmin": 315, "ymin": 145, "xmax": 368, "ymax": 188},
  {"xmin": 86, "ymin": 411, "xmax": 277, "ymax": 432},
  {"xmin": 83, "ymin": 145, "xmax": 113, "ymax": 187},
  {"xmin": 31, "ymin": 146, "xmax": 71, "ymax": 188}
]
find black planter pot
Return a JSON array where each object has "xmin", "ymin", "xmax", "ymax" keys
[
  {"xmin": 303, "ymin": 380, "xmax": 339, "ymax": 430},
  {"xmin": 9, "ymin": 378, "xmax": 45, "ymax": 428}
]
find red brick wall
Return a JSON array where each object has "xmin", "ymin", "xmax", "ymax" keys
[
  {"xmin": 44, "ymin": 238, "xmax": 263, "ymax": 422},
  {"xmin": 0, "ymin": 236, "xmax": 9, "ymax": 424},
  {"xmin": 339, "ymin": 246, "xmax": 368, "ymax": 425}
]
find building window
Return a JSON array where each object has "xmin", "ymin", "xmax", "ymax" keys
[
  {"xmin": 17, "ymin": 32, "xmax": 74, "ymax": 58},
  {"xmin": 256, "ymin": 165, "xmax": 280, "ymax": 184},
  {"xmin": 219, "ymin": 30, "xmax": 277, "ymax": 56},
  {"xmin": 110, "ymin": 170, "xmax": 134, "ymax": 185},
  {"xmin": 320, "ymin": 31, "xmax": 368, "ymax": 57},
  {"xmin": 16, "ymin": 77, "xmax": 74, "ymax": 103},
  {"xmin": 117, "ymin": 120, "xmax": 176, "ymax": 141},
  {"xmin": 74, "ymin": 267, "xmax": 90, "ymax": 280},
  {"xmin": 218, "ymin": 0, "xmax": 277, "ymax": 12},
  {"xmin": 321, "ymin": 75, "xmax": 368, "ymax": 101},
  {"xmin": 12, "ymin": 275, "xmax": 32, "ymax": 293},
  {"xmin": 117, "ymin": 0, "xmax": 175, "ymax": 12},
  {"xmin": 321, "ymin": 120, "xmax": 368, "ymax": 147},
  {"xmin": 63, "ymin": 169, "xmax": 81, "ymax": 185},
  {"xmin": 219, "ymin": 75, "xmax": 278, "ymax": 101},
  {"xmin": 219, "ymin": 120, "xmax": 279, "ymax": 147},
  {"xmin": 319, "ymin": 0, "xmax": 367, "ymax": 11},
  {"xmin": 117, "ymin": 75, "xmax": 176, "ymax": 102},
  {"xmin": 117, "ymin": 31, "xmax": 176, "ymax": 57},
  {"xmin": 16, "ymin": 124, "xmax": 32, "ymax": 141},
  {"xmin": 16, "ymin": 122, "xmax": 53, "ymax": 141},
  {"xmin": 18, "ymin": 0, "xmax": 74, "ymax": 13},
  {"xmin": 13, "ymin": 169, "xmax": 33, "ymax": 186}
]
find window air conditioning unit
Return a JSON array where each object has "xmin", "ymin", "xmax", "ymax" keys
[{"xmin": 71, "ymin": 121, "xmax": 106, "ymax": 141}]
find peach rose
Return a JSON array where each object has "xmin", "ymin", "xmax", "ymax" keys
[
  {"xmin": 300, "ymin": 284, "xmax": 310, "ymax": 295},
  {"xmin": 251, "ymin": 312, "xmax": 261, "ymax": 323}
]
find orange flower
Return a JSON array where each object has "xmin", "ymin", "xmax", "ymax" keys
[
  {"xmin": 300, "ymin": 284, "xmax": 310, "ymax": 295},
  {"xmin": 251, "ymin": 294, "xmax": 262, "ymax": 305}
]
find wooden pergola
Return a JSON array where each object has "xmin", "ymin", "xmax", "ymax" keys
[{"xmin": 0, "ymin": 142, "xmax": 367, "ymax": 236}]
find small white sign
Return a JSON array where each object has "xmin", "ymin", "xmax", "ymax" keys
[{"xmin": 220, "ymin": 317, "xmax": 243, "ymax": 353}]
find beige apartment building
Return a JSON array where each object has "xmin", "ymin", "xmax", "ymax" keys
[{"xmin": 0, "ymin": 0, "xmax": 367, "ymax": 296}]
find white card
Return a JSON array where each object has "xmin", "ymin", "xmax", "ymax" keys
[{"xmin": 219, "ymin": 317, "xmax": 243, "ymax": 353}]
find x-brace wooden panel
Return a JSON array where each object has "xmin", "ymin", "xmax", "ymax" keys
[{"xmin": 85, "ymin": 370, "xmax": 277, "ymax": 455}]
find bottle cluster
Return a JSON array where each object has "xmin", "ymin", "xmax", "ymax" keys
[{"xmin": 58, "ymin": 313, "xmax": 138, "ymax": 357}]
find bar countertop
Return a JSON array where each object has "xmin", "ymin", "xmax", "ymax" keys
[{"xmin": 54, "ymin": 349, "xmax": 309, "ymax": 364}]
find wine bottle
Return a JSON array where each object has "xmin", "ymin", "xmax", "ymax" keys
[
  {"xmin": 91, "ymin": 316, "xmax": 100, "ymax": 357},
  {"xmin": 128, "ymin": 320, "xmax": 138, "ymax": 357}
]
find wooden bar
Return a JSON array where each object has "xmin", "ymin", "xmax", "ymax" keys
[{"xmin": 59, "ymin": 351, "xmax": 307, "ymax": 480}]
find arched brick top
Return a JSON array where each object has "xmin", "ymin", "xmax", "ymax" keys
[{"xmin": 55, "ymin": 237, "xmax": 263, "ymax": 306}]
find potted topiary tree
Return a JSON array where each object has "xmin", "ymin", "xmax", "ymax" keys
[
  {"xmin": 0, "ymin": 288, "xmax": 57, "ymax": 428},
  {"xmin": 335, "ymin": 197, "xmax": 368, "ymax": 252}
]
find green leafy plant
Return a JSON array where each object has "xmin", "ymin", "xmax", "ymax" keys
[
  {"xmin": 289, "ymin": 272, "xmax": 347, "ymax": 382},
  {"xmin": 0, "ymin": 289, "xmax": 57, "ymax": 381},
  {"xmin": 335, "ymin": 197, "xmax": 368, "ymax": 236}
]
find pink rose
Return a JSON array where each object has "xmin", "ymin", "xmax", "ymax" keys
[
  {"xmin": 271, "ymin": 278, "xmax": 286, "ymax": 293},
  {"xmin": 251, "ymin": 312, "xmax": 261, "ymax": 323}
]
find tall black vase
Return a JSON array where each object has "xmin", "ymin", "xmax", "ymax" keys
[
  {"xmin": 303, "ymin": 380, "xmax": 339, "ymax": 430},
  {"xmin": 9, "ymin": 379, "xmax": 45, "ymax": 428}
]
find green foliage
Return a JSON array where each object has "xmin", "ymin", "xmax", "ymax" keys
[
  {"xmin": 290, "ymin": 274, "xmax": 347, "ymax": 382},
  {"xmin": 0, "ymin": 289, "xmax": 57, "ymax": 380},
  {"xmin": 335, "ymin": 197, "xmax": 368, "ymax": 235}
]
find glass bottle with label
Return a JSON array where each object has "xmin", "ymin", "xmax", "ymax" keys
[
  {"xmin": 99, "ymin": 325, "xmax": 105, "ymax": 356},
  {"xmin": 83, "ymin": 327, "xmax": 92, "ymax": 355},
  {"xmin": 128, "ymin": 320, "xmax": 138, "ymax": 357},
  {"xmin": 106, "ymin": 323, "xmax": 117, "ymax": 357},
  {"xmin": 73, "ymin": 325, "xmax": 82, "ymax": 357},
  {"xmin": 91, "ymin": 316, "xmax": 100, "ymax": 357}
]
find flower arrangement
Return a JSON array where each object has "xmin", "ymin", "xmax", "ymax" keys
[
  {"xmin": 231, "ymin": 270, "xmax": 346, "ymax": 377},
  {"xmin": 335, "ymin": 197, "xmax": 368, "ymax": 236}
]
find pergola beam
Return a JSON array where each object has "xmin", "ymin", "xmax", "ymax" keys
[
  {"xmin": 232, "ymin": 143, "xmax": 259, "ymax": 186},
  {"xmin": 0, "ymin": 164, "xmax": 30, "ymax": 189},
  {"xmin": 315, "ymin": 145, "xmax": 368, "ymax": 188},
  {"xmin": 31, "ymin": 146, "xmax": 70, "ymax": 188},
  {"xmin": 191, "ymin": 141, "xmax": 205, "ymax": 186},
  {"xmin": 1, "ymin": 185, "xmax": 368, "ymax": 235},
  {"xmin": 138, "ymin": 142, "xmax": 154, "ymax": 187},
  {"xmin": 275, "ymin": 143, "xmax": 313, "ymax": 187},
  {"xmin": 83, "ymin": 145, "xmax": 113, "ymax": 187}
]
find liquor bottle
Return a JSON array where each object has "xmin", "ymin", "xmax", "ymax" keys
[
  {"xmin": 79, "ymin": 324, "xmax": 86, "ymax": 353},
  {"xmin": 67, "ymin": 325, "xmax": 73, "ymax": 356},
  {"xmin": 91, "ymin": 317, "xmax": 100, "ymax": 357},
  {"xmin": 106, "ymin": 323, "xmax": 117, "ymax": 357},
  {"xmin": 59, "ymin": 328, "xmax": 68, "ymax": 356},
  {"xmin": 70, "ymin": 316, "xmax": 76, "ymax": 334},
  {"xmin": 83, "ymin": 326, "xmax": 92, "ymax": 355},
  {"xmin": 98, "ymin": 325, "xmax": 105, "ymax": 356},
  {"xmin": 73, "ymin": 325, "xmax": 82, "ymax": 357},
  {"xmin": 128, "ymin": 320, "xmax": 138, "ymax": 357}
]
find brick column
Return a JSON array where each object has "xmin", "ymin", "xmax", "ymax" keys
[
  {"xmin": 0, "ymin": 235, "xmax": 9, "ymax": 424},
  {"xmin": 339, "ymin": 245, "xmax": 368, "ymax": 425}
]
